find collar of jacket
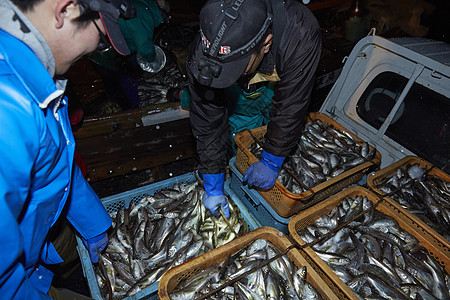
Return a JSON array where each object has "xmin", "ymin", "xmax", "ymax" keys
[
  {"xmin": 249, "ymin": 67, "xmax": 280, "ymax": 85},
  {"xmin": 0, "ymin": 29, "xmax": 65, "ymax": 112}
]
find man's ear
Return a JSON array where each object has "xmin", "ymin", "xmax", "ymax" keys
[
  {"xmin": 263, "ymin": 33, "xmax": 273, "ymax": 53},
  {"xmin": 55, "ymin": 0, "xmax": 76, "ymax": 29}
]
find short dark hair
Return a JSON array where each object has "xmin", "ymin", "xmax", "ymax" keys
[
  {"xmin": 74, "ymin": 7, "xmax": 100, "ymax": 28},
  {"xmin": 12, "ymin": 0, "xmax": 99, "ymax": 28},
  {"xmin": 11, "ymin": 0, "xmax": 44, "ymax": 12}
]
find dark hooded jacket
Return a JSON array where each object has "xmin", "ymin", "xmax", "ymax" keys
[{"xmin": 187, "ymin": 0, "xmax": 322, "ymax": 174}]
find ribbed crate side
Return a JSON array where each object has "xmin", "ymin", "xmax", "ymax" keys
[
  {"xmin": 229, "ymin": 157, "xmax": 290, "ymax": 233},
  {"xmin": 158, "ymin": 227, "xmax": 340, "ymax": 300},
  {"xmin": 288, "ymin": 186, "xmax": 450, "ymax": 300},
  {"xmin": 234, "ymin": 112, "xmax": 381, "ymax": 217}
]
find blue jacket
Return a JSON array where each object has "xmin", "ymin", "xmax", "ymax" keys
[{"xmin": 0, "ymin": 29, "xmax": 112, "ymax": 298}]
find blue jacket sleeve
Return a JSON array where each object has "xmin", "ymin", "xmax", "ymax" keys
[
  {"xmin": 0, "ymin": 176, "xmax": 51, "ymax": 299},
  {"xmin": 65, "ymin": 164, "xmax": 112, "ymax": 240},
  {"xmin": 0, "ymin": 100, "xmax": 51, "ymax": 299}
]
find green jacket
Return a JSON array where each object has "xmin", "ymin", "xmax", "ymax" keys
[
  {"xmin": 89, "ymin": 0, "xmax": 163, "ymax": 70},
  {"xmin": 118, "ymin": 0, "xmax": 164, "ymax": 62}
]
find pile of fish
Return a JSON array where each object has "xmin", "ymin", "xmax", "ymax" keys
[
  {"xmin": 95, "ymin": 181, "xmax": 247, "ymax": 299},
  {"xmin": 374, "ymin": 162, "xmax": 450, "ymax": 241},
  {"xmin": 297, "ymin": 195, "xmax": 450, "ymax": 299},
  {"xmin": 170, "ymin": 238, "xmax": 322, "ymax": 299},
  {"xmin": 250, "ymin": 119, "xmax": 376, "ymax": 193},
  {"xmin": 138, "ymin": 63, "xmax": 187, "ymax": 107}
]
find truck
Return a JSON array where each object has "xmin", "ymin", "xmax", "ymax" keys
[{"xmin": 319, "ymin": 29, "xmax": 450, "ymax": 173}]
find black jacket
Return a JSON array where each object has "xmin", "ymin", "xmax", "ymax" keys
[{"xmin": 187, "ymin": 0, "xmax": 322, "ymax": 174}]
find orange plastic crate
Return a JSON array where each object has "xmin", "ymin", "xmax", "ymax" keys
[
  {"xmin": 288, "ymin": 186, "xmax": 450, "ymax": 300},
  {"xmin": 367, "ymin": 155, "xmax": 450, "ymax": 249},
  {"xmin": 234, "ymin": 111, "xmax": 381, "ymax": 218},
  {"xmin": 158, "ymin": 227, "xmax": 340, "ymax": 300}
]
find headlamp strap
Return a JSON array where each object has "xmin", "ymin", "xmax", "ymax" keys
[
  {"xmin": 269, "ymin": 0, "xmax": 286, "ymax": 60},
  {"xmin": 207, "ymin": 0, "xmax": 246, "ymax": 58}
]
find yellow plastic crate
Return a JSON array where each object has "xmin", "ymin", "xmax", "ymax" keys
[
  {"xmin": 235, "ymin": 111, "xmax": 381, "ymax": 218},
  {"xmin": 288, "ymin": 186, "xmax": 450, "ymax": 300},
  {"xmin": 158, "ymin": 227, "xmax": 340, "ymax": 300}
]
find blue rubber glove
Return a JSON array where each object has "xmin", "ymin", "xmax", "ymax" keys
[
  {"xmin": 202, "ymin": 173, "xmax": 230, "ymax": 219},
  {"xmin": 243, "ymin": 151, "xmax": 285, "ymax": 190},
  {"xmin": 82, "ymin": 232, "xmax": 108, "ymax": 263}
]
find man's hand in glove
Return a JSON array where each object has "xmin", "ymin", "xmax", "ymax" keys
[
  {"xmin": 82, "ymin": 232, "xmax": 108, "ymax": 263},
  {"xmin": 202, "ymin": 173, "xmax": 230, "ymax": 218},
  {"xmin": 243, "ymin": 150, "xmax": 284, "ymax": 190}
]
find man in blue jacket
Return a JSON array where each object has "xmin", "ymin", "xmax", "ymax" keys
[{"xmin": 0, "ymin": 0, "xmax": 135, "ymax": 298}]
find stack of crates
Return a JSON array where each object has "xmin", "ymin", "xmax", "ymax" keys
[
  {"xmin": 228, "ymin": 111, "xmax": 381, "ymax": 233},
  {"xmin": 77, "ymin": 172, "xmax": 259, "ymax": 300},
  {"xmin": 228, "ymin": 156, "xmax": 291, "ymax": 233}
]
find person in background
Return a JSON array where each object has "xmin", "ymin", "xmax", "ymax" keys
[
  {"xmin": 89, "ymin": 0, "xmax": 167, "ymax": 110},
  {"xmin": 0, "ymin": 0, "xmax": 135, "ymax": 298},
  {"xmin": 186, "ymin": 0, "xmax": 322, "ymax": 218}
]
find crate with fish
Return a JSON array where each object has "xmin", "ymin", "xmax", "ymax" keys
[
  {"xmin": 366, "ymin": 155, "xmax": 450, "ymax": 247},
  {"xmin": 229, "ymin": 156, "xmax": 291, "ymax": 233},
  {"xmin": 288, "ymin": 185, "xmax": 450, "ymax": 300},
  {"xmin": 158, "ymin": 226, "xmax": 341, "ymax": 299},
  {"xmin": 76, "ymin": 172, "xmax": 259, "ymax": 300},
  {"xmin": 234, "ymin": 111, "xmax": 381, "ymax": 218}
]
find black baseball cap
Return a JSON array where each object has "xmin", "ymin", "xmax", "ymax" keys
[
  {"xmin": 189, "ymin": 0, "xmax": 272, "ymax": 88},
  {"xmin": 79, "ymin": 0, "xmax": 136, "ymax": 56}
]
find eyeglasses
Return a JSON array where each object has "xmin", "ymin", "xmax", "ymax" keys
[{"xmin": 92, "ymin": 20, "xmax": 112, "ymax": 53}]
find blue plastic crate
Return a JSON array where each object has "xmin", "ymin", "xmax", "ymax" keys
[
  {"xmin": 77, "ymin": 171, "xmax": 258, "ymax": 300},
  {"xmin": 228, "ymin": 157, "xmax": 291, "ymax": 233}
]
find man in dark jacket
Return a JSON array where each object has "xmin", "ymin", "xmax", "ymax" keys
[{"xmin": 187, "ymin": 0, "xmax": 321, "ymax": 218}]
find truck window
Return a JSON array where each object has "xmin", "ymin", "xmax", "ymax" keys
[
  {"xmin": 356, "ymin": 72, "xmax": 407, "ymax": 130},
  {"xmin": 386, "ymin": 82, "xmax": 450, "ymax": 172},
  {"xmin": 357, "ymin": 72, "xmax": 450, "ymax": 172}
]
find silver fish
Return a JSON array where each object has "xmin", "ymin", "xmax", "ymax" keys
[
  {"xmin": 171, "ymin": 239, "xmax": 322, "ymax": 300},
  {"xmin": 94, "ymin": 182, "xmax": 248, "ymax": 298},
  {"xmin": 297, "ymin": 195, "xmax": 450, "ymax": 300},
  {"xmin": 249, "ymin": 119, "xmax": 377, "ymax": 193}
]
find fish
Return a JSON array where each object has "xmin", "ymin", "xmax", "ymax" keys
[
  {"xmin": 296, "ymin": 195, "xmax": 450, "ymax": 300},
  {"xmin": 94, "ymin": 181, "xmax": 248, "ymax": 299},
  {"xmin": 170, "ymin": 238, "xmax": 322, "ymax": 299},
  {"xmin": 375, "ymin": 163, "xmax": 450, "ymax": 241},
  {"xmin": 138, "ymin": 64, "xmax": 188, "ymax": 107},
  {"xmin": 249, "ymin": 118, "xmax": 377, "ymax": 193}
]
